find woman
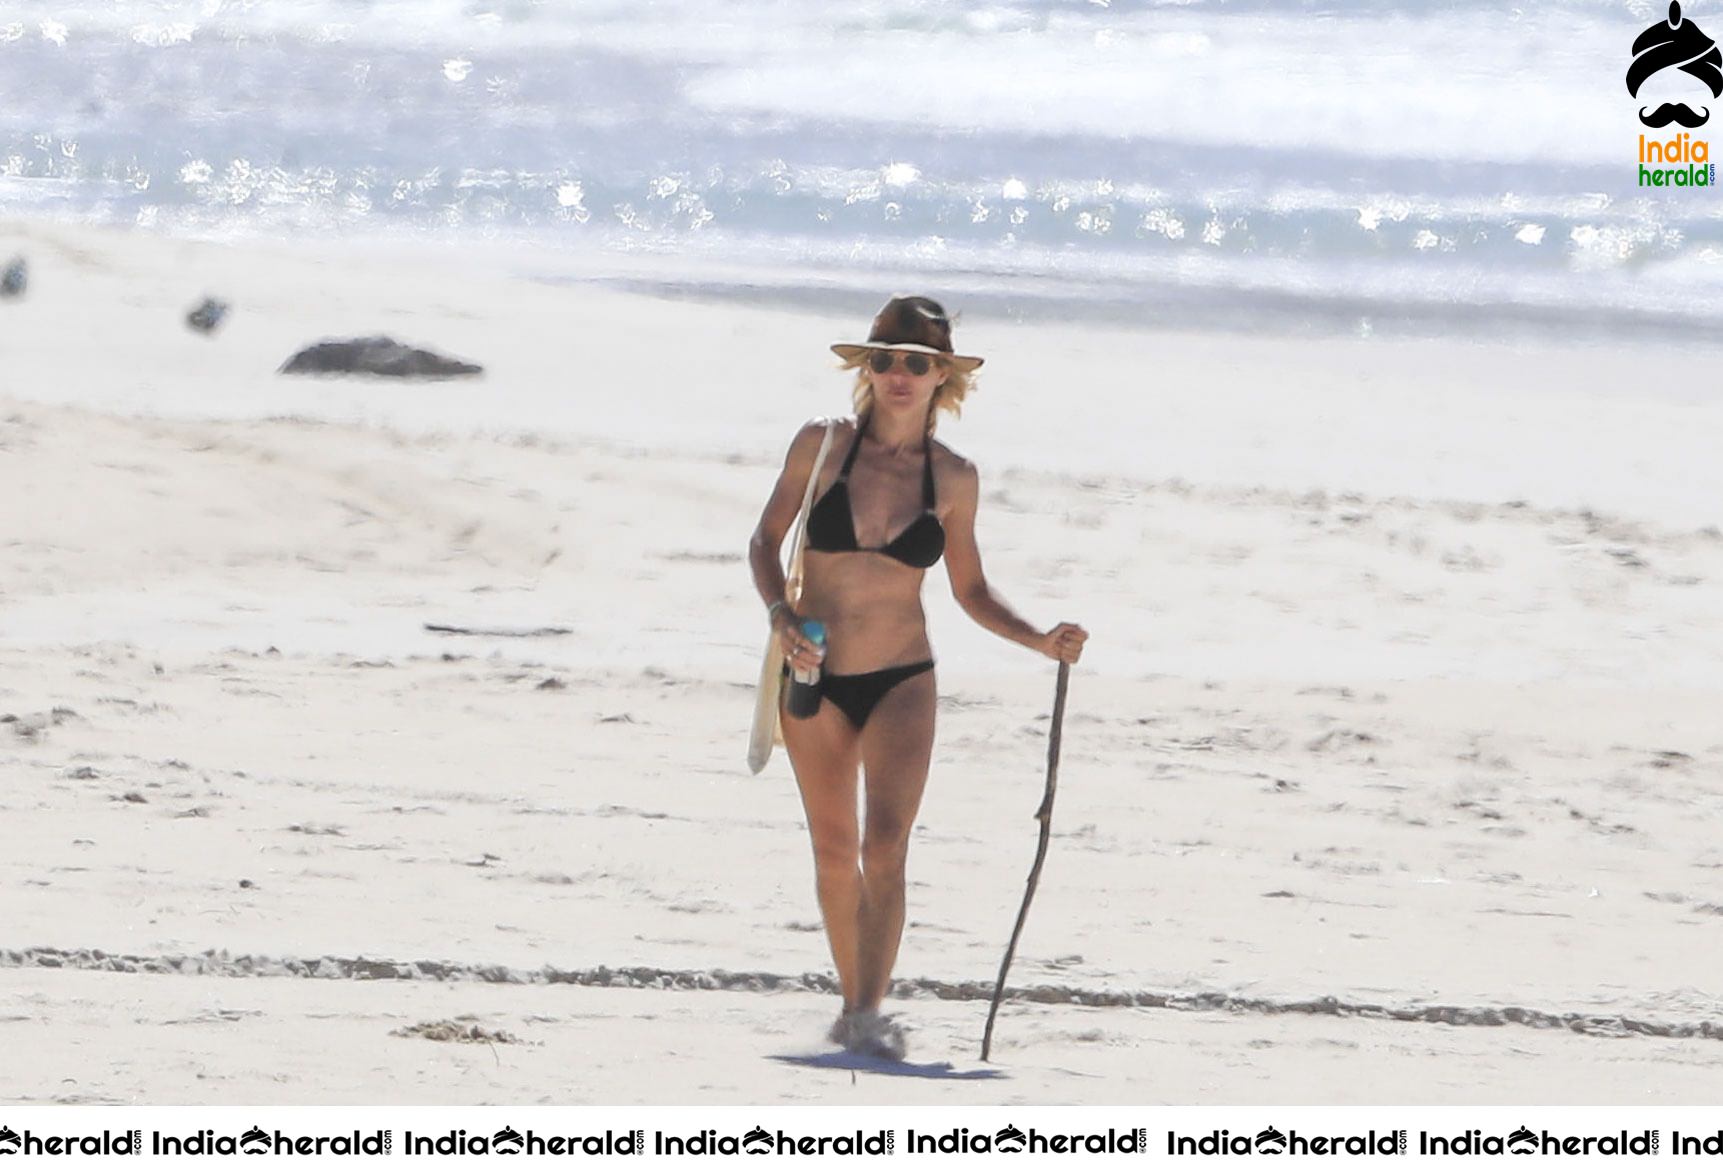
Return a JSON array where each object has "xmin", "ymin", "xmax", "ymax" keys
[{"xmin": 748, "ymin": 295, "xmax": 1088, "ymax": 1060}]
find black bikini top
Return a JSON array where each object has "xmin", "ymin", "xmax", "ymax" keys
[{"xmin": 805, "ymin": 416, "xmax": 945, "ymax": 569}]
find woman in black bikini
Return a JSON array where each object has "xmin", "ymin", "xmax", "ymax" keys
[{"xmin": 748, "ymin": 295, "xmax": 1088, "ymax": 1059}]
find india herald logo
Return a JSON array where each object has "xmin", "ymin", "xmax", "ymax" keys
[
  {"xmin": 1631, "ymin": 2, "xmax": 1717, "ymax": 185},
  {"xmin": 1628, "ymin": 2, "xmax": 1722, "ymax": 127}
]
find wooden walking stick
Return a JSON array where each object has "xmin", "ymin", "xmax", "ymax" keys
[{"xmin": 981, "ymin": 661, "xmax": 1071, "ymax": 1061}]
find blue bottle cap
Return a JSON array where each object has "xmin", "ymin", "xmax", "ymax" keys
[{"xmin": 801, "ymin": 619, "xmax": 827, "ymax": 645}]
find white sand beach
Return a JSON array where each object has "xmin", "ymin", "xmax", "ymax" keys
[{"xmin": 2, "ymin": 219, "xmax": 1721, "ymax": 1105}]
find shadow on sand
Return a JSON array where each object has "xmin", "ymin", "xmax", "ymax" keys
[{"xmin": 769, "ymin": 1050, "xmax": 1005, "ymax": 1081}]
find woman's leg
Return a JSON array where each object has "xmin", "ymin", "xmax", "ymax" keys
[
  {"xmin": 781, "ymin": 696, "xmax": 865, "ymax": 1011},
  {"xmin": 852, "ymin": 667, "xmax": 937, "ymax": 1012}
]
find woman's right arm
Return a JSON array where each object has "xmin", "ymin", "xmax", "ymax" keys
[{"xmin": 748, "ymin": 421, "xmax": 829, "ymax": 639}]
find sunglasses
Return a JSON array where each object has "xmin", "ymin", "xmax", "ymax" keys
[{"xmin": 868, "ymin": 350, "xmax": 936, "ymax": 376}]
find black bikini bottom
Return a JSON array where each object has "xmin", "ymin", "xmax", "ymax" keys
[{"xmin": 788, "ymin": 660, "xmax": 936, "ymax": 731}]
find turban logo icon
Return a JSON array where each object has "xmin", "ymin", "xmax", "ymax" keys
[{"xmin": 1627, "ymin": 1, "xmax": 1723, "ymax": 127}]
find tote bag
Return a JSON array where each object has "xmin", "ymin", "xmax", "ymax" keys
[{"xmin": 747, "ymin": 420, "xmax": 836, "ymax": 774}]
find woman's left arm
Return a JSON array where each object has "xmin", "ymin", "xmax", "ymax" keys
[{"xmin": 943, "ymin": 460, "xmax": 1089, "ymax": 664}]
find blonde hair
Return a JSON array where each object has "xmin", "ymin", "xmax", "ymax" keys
[{"xmin": 838, "ymin": 353, "xmax": 974, "ymax": 436}]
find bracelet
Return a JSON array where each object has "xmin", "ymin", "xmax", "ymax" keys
[{"xmin": 767, "ymin": 600, "xmax": 793, "ymax": 624}]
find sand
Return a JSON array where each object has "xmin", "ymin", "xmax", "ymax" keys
[{"xmin": 1, "ymin": 218, "xmax": 1721, "ymax": 1105}]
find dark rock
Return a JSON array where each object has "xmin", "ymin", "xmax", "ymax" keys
[
  {"xmin": 186, "ymin": 297, "xmax": 230, "ymax": 334},
  {"xmin": 279, "ymin": 335, "xmax": 483, "ymax": 379},
  {"xmin": 1, "ymin": 256, "xmax": 26, "ymax": 299}
]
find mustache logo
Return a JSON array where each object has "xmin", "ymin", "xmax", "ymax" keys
[
  {"xmin": 1640, "ymin": 101, "xmax": 1711, "ymax": 126},
  {"xmin": 1628, "ymin": 4, "xmax": 1721, "ymax": 131}
]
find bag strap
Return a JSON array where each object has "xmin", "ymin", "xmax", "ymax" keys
[{"xmin": 784, "ymin": 419, "xmax": 836, "ymax": 605}]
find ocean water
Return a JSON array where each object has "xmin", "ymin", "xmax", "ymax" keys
[{"xmin": 0, "ymin": 0, "xmax": 1719, "ymax": 338}]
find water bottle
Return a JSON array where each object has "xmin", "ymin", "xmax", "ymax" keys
[{"xmin": 787, "ymin": 619, "xmax": 827, "ymax": 719}]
